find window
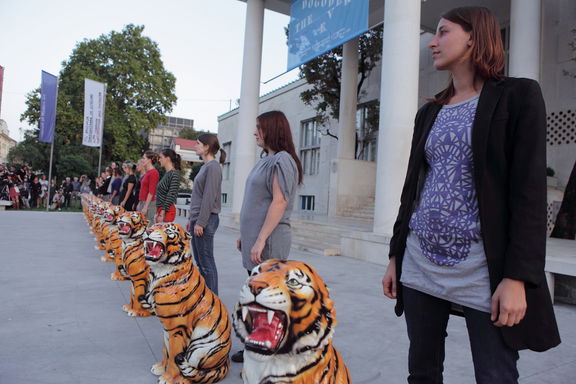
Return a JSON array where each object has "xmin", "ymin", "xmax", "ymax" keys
[
  {"xmin": 300, "ymin": 195, "xmax": 315, "ymax": 211},
  {"xmin": 221, "ymin": 193, "xmax": 228, "ymax": 205},
  {"xmin": 299, "ymin": 119, "xmax": 321, "ymax": 175},
  {"xmin": 355, "ymin": 101, "xmax": 379, "ymax": 162},
  {"xmin": 222, "ymin": 142, "xmax": 231, "ymax": 180}
]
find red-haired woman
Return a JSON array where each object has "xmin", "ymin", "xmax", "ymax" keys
[
  {"xmin": 232, "ymin": 110, "xmax": 302, "ymax": 363},
  {"xmin": 382, "ymin": 6, "xmax": 560, "ymax": 382}
]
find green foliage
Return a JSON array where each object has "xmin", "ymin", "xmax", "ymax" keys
[
  {"xmin": 298, "ymin": 25, "xmax": 383, "ymax": 124},
  {"xmin": 17, "ymin": 24, "xmax": 177, "ymax": 178},
  {"xmin": 178, "ymin": 127, "xmax": 210, "ymax": 140}
]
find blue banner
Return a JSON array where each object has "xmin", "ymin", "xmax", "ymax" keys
[
  {"xmin": 287, "ymin": 0, "xmax": 369, "ymax": 71},
  {"xmin": 39, "ymin": 71, "xmax": 58, "ymax": 143}
]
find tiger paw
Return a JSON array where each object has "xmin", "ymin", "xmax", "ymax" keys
[
  {"xmin": 127, "ymin": 308, "xmax": 152, "ymax": 317},
  {"xmin": 101, "ymin": 255, "xmax": 114, "ymax": 262},
  {"xmin": 158, "ymin": 374, "xmax": 188, "ymax": 384},
  {"xmin": 111, "ymin": 272, "xmax": 129, "ymax": 281},
  {"xmin": 151, "ymin": 362, "xmax": 165, "ymax": 376}
]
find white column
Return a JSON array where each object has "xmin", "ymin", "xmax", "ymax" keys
[
  {"xmin": 232, "ymin": 0, "xmax": 265, "ymax": 215},
  {"xmin": 337, "ymin": 37, "xmax": 359, "ymax": 160},
  {"xmin": 373, "ymin": 0, "xmax": 421, "ymax": 235},
  {"xmin": 509, "ymin": 0, "xmax": 541, "ymax": 81}
]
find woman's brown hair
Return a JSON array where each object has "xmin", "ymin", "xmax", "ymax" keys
[
  {"xmin": 161, "ymin": 148, "xmax": 182, "ymax": 171},
  {"xmin": 197, "ymin": 133, "xmax": 227, "ymax": 165},
  {"xmin": 257, "ymin": 111, "xmax": 303, "ymax": 184},
  {"xmin": 143, "ymin": 150, "xmax": 159, "ymax": 165},
  {"xmin": 433, "ymin": 6, "xmax": 505, "ymax": 105}
]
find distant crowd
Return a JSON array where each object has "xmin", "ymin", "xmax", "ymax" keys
[
  {"xmin": 0, "ymin": 148, "xmax": 182, "ymax": 224},
  {"xmin": 0, "ymin": 163, "xmax": 90, "ymax": 210}
]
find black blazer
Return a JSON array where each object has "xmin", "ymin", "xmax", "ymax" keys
[{"xmin": 389, "ymin": 77, "xmax": 561, "ymax": 352}]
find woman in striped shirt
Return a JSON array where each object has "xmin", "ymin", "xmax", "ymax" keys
[{"xmin": 155, "ymin": 148, "xmax": 181, "ymax": 223}]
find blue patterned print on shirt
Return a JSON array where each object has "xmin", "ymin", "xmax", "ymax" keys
[{"xmin": 409, "ymin": 95, "xmax": 481, "ymax": 266}]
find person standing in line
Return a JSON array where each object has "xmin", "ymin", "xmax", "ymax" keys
[
  {"xmin": 110, "ymin": 169, "xmax": 122, "ymax": 205},
  {"xmin": 119, "ymin": 161, "xmax": 137, "ymax": 210},
  {"xmin": 232, "ymin": 110, "xmax": 302, "ymax": 363},
  {"xmin": 381, "ymin": 7, "xmax": 560, "ymax": 383},
  {"xmin": 98, "ymin": 168, "xmax": 112, "ymax": 201},
  {"xmin": 186, "ymin": 133, "xmax": 226, "ymax": 294},
  {"xmin": 155, "ymin": 148, "xmax": 181, "ymax": 223},
  {"xmin": 133, "ymin": 160, "xmax": 144, "ymax": 211},
  {"xmin": 138, "ymin": 151, "xmax": 160, "ymax": 223}
]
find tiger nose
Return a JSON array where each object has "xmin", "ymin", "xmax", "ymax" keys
[{"xmin": 248, "ymin": 280, "xmax": 269, "ymax": 296}]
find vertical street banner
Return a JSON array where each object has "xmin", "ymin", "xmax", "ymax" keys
[
  {"xmin": 287, "ymin": 0, "xmax": 369, "ymax": 71},
  {"xmin": 0, "ymin": 65, "xmax": 4, "ymax": 118},
  {"xmin": 39, "ymin": 71, "xmax": 58, "ymax": 143},
  {"xmin": 82, "ymin": 78, "xmax": 106, "ymax": 147}
]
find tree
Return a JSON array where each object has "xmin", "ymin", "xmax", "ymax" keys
[
  {"xmin": 17, "ymin": 24, "xmax": 177, "ymax": 179},
  {"xmin": 298, "ymin": 25, "xmax": 383, "ymax": 127},
  {"xmin": 178, "ymin": 127, "xmax": 210, "ymax": 140}
]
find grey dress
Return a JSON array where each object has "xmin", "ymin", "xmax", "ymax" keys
[{"xmin": 239, "ymin": 151, "xmax": 298, "ymax": 270}]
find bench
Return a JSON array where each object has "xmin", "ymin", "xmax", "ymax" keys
[
  {"xmin": 545, "ymin": 238, "xmax": 576, "ymax": 302},
  {"xmin": 0, "ymin": 200, "xmax": 12, "ymax": 210}
]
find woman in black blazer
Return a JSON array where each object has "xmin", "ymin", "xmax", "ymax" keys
[{"xmin": 382, "ymin": 6, "xmax": 560, "ymax": 383}]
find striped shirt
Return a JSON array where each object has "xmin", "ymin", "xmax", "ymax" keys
[{"xmin": 155, "ymin": 170, "xmax": 180, "ymax": 212}]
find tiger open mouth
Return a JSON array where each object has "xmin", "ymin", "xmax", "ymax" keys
[
  {"xmin": 118, "ymin": 223, "xmax": 131, "ymax": 235},
  {"xmin": 105, "ymin": 214, "xmax": 114, "ymax": 222},
  {"xmin": 144, "ymin": 240, "xmax": 164, "ymax": 261},
  {"xmin": 240, "ymin": 303, "xmax": 287, "ymax": 354}
]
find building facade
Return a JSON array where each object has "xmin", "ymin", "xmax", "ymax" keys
[
  {"xmin": 148, "ymin": 116, "xmax": 194, "ymax": 152},
  {"xmin": 226, "ymin": 0, "xmax": 576, "ymax": 243},
  {"xmin": 0, "ymin": 120, "xmax": 17, "ymax": 163}
]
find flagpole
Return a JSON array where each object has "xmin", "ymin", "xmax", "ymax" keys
[{"xmin": 45, "ymin": 140, "xmax": 54, "ymax": 212}]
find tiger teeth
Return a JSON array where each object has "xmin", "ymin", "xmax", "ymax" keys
[
  {"xmin": 242, "ymin": 306, "xmax": 249, "ymax": 321},
  {"xmin": 267, "ymin": 310, "xmax": 274, "ymax": 324}
]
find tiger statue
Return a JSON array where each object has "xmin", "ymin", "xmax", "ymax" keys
[
  {"xmin": 142, "ymin": 223, "xmax": 231, "ymax": 384},
  {"xmin": 102, "ymin": 205, "xmax": 128, "ymax": 277},
  {"xmin": 93, "ymin": 201, "xmax": 111, "ymax": 250},
  {"xmin": 232, "ymin": 259, "xmax": 351, "ymax": 384},
  {"xmin": 117, "ymin": 211, "xmax": 152, "ymax": 317}
]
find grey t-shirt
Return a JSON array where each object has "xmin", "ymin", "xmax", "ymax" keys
[
  {"xmin": 188, "ymin": 160, "xmax": 222, "ymax": 228},
  {"xmin": 239, "ymin": 151, "xmax": 298, "ymax": 270}
]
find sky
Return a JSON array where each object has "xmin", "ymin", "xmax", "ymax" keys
[{"xmin": 0, "ymin": 0, "xmax": 300, "ymax": 141}]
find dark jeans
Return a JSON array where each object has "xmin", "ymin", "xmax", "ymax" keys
[
  {"xmin": 403, "ymin": 286, "xmax": 519, "ymax": 384},
  {"xmin": 191, "ymin": 214, "xmax": 219, "ymax": 295}
]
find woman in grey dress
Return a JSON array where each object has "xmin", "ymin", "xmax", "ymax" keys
[
  {"xmin": 232, "ymin": 110, "xmax": 303, "ymax": 363},
  {"xmin": 238, "ymin": 110, "xmax": 303, "ymax": 270}
]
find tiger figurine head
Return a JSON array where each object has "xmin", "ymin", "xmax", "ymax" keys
[
  {"xmin": 143, "ymin": 223, "xmax": 191, "ymax": 268},
  {"xmin": 233, "ymin": 259, "xmax": 351, "ymax": 384},
  {"xmin": 142, "ymin": 223, "xmax": 231, "ymax": 384},
  {"xmin": 117, "ymin": 211, "xmax": 148, "ymax": 242},
  {"xmin": 103, "ymin": 205, "xmax": 125, "ymax": 224}
]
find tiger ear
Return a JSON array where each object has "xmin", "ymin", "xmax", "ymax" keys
[{"xmin": 184, "ymin": 230, "xmax": 191, "ymax": 242}]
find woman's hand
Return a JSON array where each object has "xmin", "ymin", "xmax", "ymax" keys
[
  {"xmin": 382, "ymin": 256, "xmax": 397, "ymax": 299},
  {"xmin": 491, "ymin": 278, "xmax": 526, "ymax": 327},
  {"xmin": 194, "ymin": 225, "xmax": 204, "ymax": 237},
  {"xmin": 250, "ymin": 239, "xmax": 266, "ymax": 265},
  {"xmin": 156, "ymin": 210, "xmax": 165, "ymax": 223},
  {"xmin": 236, "ymin": 238, "xmax": 242, "ymax": 252}
]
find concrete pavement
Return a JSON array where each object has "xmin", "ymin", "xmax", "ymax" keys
[{"xmin": 0, "ymin": 210, "xmax": 575, "ymax": 383}]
